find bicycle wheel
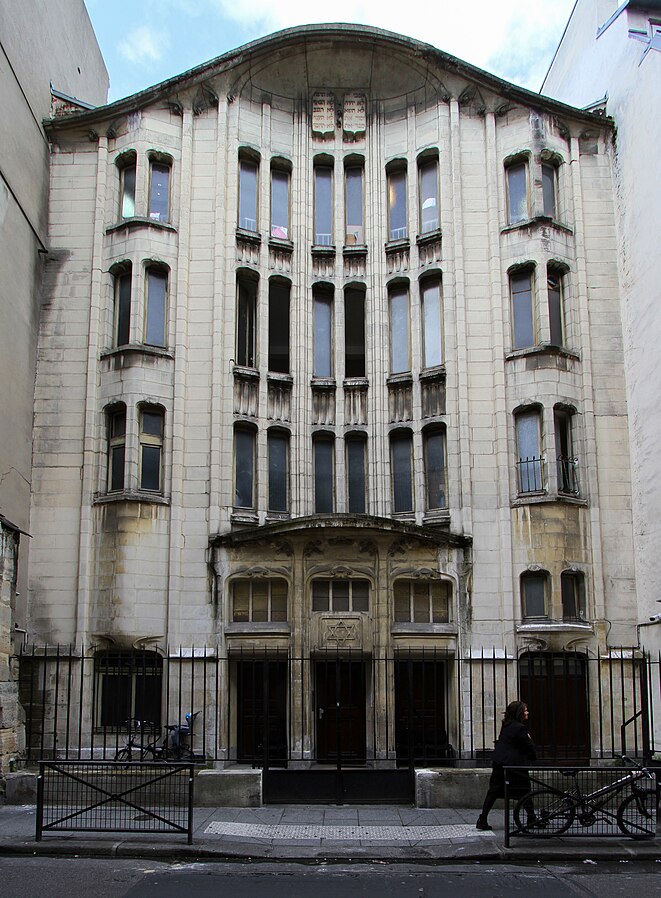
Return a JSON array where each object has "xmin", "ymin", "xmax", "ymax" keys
[
  {"xmin": 616, "ymin": 789, "xmax": 657, "ymax": 839},
  {"xmin": 513, "ymin": 789, "xmax": 576, "ymax": 835},
  {"xmin": 114, "ymin": 747, "xmax": 132, "ymax": 762}
]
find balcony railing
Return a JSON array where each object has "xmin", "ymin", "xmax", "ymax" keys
[
  {"xmin": 557, "ymin": 455, "xmax": 580, "ymax": 495},
  {"xmin": 516, "ymin": 456, "xmax": 545, "ymax": 494}
]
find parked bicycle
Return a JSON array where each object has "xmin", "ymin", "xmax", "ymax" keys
[
  {"xmin": 114, "ymin": 711, "xmax": 200, "ymax": 762},
  {"xmin": 513, "ymin": 755, "xmax": 658, "ymax": 839}
]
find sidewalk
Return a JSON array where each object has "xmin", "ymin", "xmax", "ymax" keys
[{"xmin": 0, "ymin": 803, "xmax": 659, "ymax": 863}]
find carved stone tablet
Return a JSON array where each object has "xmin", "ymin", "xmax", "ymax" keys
[
  {"xmin": 311, "ymin": 91, "xmax": 335, "ymax": 136},
  {"xmin": 343, "ymin": 92, "xmax": 366, "ymax": 138}
]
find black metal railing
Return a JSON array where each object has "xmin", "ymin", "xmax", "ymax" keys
[
  {"xmin": 36, "ymin": 761, "xmax": 194, "ymax": 843},
  {"xmin": 16, "ymin": 645, "xmax": 660, "ymax": 770},
  {"xmin": 557, "ymin": 455, "xmax": 580, "ymax": 495},
  {"xmin": 517, "ymin": 456, "xmax": 545, "ymax": 493}
]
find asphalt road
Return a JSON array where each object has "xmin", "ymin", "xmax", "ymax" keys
[{"xmin": 2, "ymin": 858, "xmax": 661, "ymax": 897}]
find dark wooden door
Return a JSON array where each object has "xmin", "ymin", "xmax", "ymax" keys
[
  {"xmin": 519, "ymin": 652, "xmax": 590, "ymax": 762},
  {"xmin": 395, "ymin": 660, "xmax": 451, "ymax": 764},
  {"xmin": 315, "ymin": 660, "xmax": 366, "ymax": 763},
  {"xmin": 237, "ymin": 660, "xmax": 288, "ymax": 765}
]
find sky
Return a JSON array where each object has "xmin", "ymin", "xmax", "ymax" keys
[{"xmin": 84, "ymin": 0, "xmax": 578, "ymax": 105}]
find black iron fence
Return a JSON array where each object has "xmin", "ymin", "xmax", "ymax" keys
[
  {"xmin": 16, "ymin": 645, "xmax": 661, "ymax": 769},
  {"xmin": 36, "ymin": 761, "xmax": 194, "ymax": 843}
]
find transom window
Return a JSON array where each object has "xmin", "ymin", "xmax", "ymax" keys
[
  {"xmin": 394, "ymin": 579, "xmax": 450, "ymax": 623},
  {"xmin": 312, "ymin": 579, "xmax": 370, "ymax": 613},
  {"xmin": 232, "ymin": 579, "xmax": 288, "ymax": 622}
]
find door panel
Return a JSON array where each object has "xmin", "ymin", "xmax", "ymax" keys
[
  {"xmin": 315, "ymin": 660, "xmax": 366, "ymax": 763},
  {"xmin": 237, "ymin": 660, "xmax": 288, "ymax": 765},
  {"xmin": 395, "ymin": 660, "xmax": 452, "ymax": 764}
]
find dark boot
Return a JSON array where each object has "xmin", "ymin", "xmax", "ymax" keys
[{"xmin": 476, "ymin": 816, "xmax": 493, "ymax": 831}]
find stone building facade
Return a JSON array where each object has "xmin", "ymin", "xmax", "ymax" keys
[{"xmin": 27, "ymin": 26, "xmax": 637, "ymax": 771}]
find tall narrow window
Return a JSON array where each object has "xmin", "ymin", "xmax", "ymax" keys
[
  {"xmin": 144, "ymin": 268, "xmax": 167, "ymax": 347},
  {"xmin": 389, "ymin": 286, "xmax": 410, "ymax": 373},
  {"xmin": 344, "ymin": 164, "xmax": 364, "ymax": 244},
  {"xmin": 421, "ymin": 280, "xmax": 443, "ymax": 368},
  {"xmin": 547, "ymin": 270, "xmax": 564, "ymax": 347},
  {"xmin": 149, "ymin": 160, "xmax": 170, "ymax": 222},
  {"xmin": 268, "ymin": 430, "xmax": 289, "ymax": 513},
  {"xmin": 314, "ymin": 164, "xmax": 333, "ymax": 245},
  {"xmin": 516, "ymin": 408, "xmax": 543, "ymax": 494},
  {"xmin": 236, "ymin": 276, "xmax": 257, "ymax": 368},
  {"xmin": 391, "ymin": 431, "xmax": 413, "ymax": 513},
  {"xmin": 114, "ymin": 268, "xmax": 132, "ymax": 347},
  {"xmin": 555, "ymin": 408, "xmax": 579, "ymax": 495},
  {"xmin": 419, "ymin": 158, "xmax": 439, "ymax": 234},
  {"xmin": 270, "ymin": 166, "xmax": 290, "ymax": 239},
  {"xmin": 344, "ymin": 287, "xmax": 365, "ymax": 377},
  {"xmin": 268, "ymin": 281, "xmax": 290, "ymax": 373},
  {"xmin": 510, "ymin": 269, "xmax": 535, "ymax": 350},
  {"xmin": 521, "ymin": 571, "xmax": 547, "ymax": 619},
  {"xmin": 313, "ymin": 286, "xmax": 333, "ymax": 377},
  {"xmin": 119, "ymin": 161, "xmax": 136, "ymax": 219},
  {"xmin": 424, "ymin": 428, "xmax": 447, "ymax": 510},
  {"xmin": 387, "ymin": 167, "xmax": 407, "ymax": 241},
  {"xmin": 506, "ymin": 160, "xmax": 528, "ymax": 224},
  {"xmin": 238, "ymin": 158, "xmax": 258, "ymax": 231},
  {"xmin": 107, "ymin": 405, "xmax": 126, "ymax": 492},
  {"xmin": 139, "ymin": 407, "xmax": 164, "ymax": 492},
  {"xmin": 234, "ymin": 427, "xmax": 255, "ymax": 509},
  {"xmin": 313, "ymin": 436, "xmax": 334, "ymax": 513},
  {"xmin": 542, "ymin": 162, "xmax": 558, "ymax": 218},
  {"xmin": 346, "ymin": 435, "xmax": 367, "ymax": 514},
  {"xmin": 561, "ymin": 571, "xmax": 586, "ymax": 621}
]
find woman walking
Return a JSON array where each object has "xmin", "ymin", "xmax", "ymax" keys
[{"xmin": 476, "ymin": 700, "xmax": 537, "ymax": 831}]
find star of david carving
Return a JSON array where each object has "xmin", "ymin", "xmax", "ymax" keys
[{"xmin": 326, "ymin": 619, "xmax": 357, "ymax": 645}]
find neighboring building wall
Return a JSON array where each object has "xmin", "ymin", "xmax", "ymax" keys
[
  {"xmin": 0, "ymin": 0, "xmax": 107, "ymax": 774},
  {"xmin": 543, "ymin": 1, "xmax": 661, "ymax": 644},
  {"xmin": 28, "ymin": 27, "xmax": 636, "ymax": 762}
]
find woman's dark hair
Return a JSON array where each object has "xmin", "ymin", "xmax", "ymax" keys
[{"xmin": 502, "ymin": 700, "xmax": 528, "ymax": 724}]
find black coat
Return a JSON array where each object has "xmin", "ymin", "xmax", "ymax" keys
[{"xmin": 488, "ymin": 720, "xmax": 537, "ymax": 797}]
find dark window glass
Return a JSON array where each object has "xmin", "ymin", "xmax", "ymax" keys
[
  {"xmin": 561, "ymin": 572, "xmax": 586, "ymax": 621},
  {"xmin": 511, "ymin": 270, "xmax": 534, "ymax": 349},
  {"xmin": 108, "ymin": 407, "xmax": 126, "ymax": 492},
  {"xmin": 312, "ymin": 580, "xmax": 329, "ymax": 612},
  {"xmin": 236, "ymin": 278, "xmax": 257, "ymax": 367},
  {"xmin": 268, "ymin": 282, "xmax": 290, "ymax": 373},
  {"xmin": 522, "ymin": 573, "xmax": 547, "ymax": 618},
  {"xmin": 344, "ymin": 288, "xmax": 365, "ymax": 377},
  {"xmin": 140, "ymin": 409, "xmax": 163, "ymax": 492},
  {"xmin": 145, "ymin": 269, "xmax": 167, "ymax": 346},
  {"xmin": 390, "ymin": 288, "xmax": 410, "ymax": 373},
  {"xmin": 97, "ymin": 651, "xmax": 162, "ymax": 729},
  {"xmin": 548, "ymin": 272, "xmax": 563, "ymax": 346},
  {"xmin": 149, "ymin": 163, "xmax": 170, "ymax": 222},
  {"xmin": 507, "ymin": 162, "xmax": 528, "ymax": 224},
  {"xmin": 115, "ymin": 271, "xmax": 131, "ymax": 346},
  {"xmin": 314, "ymin": 167, "xmax": 333, "ymax": 245},
  {"xmin": 234, "ymin": 429, "xmax": 255, "ymax": 508},
  {"xmin": 346, "ymin": 437, "xmax": 366, "ymax": 513},
  {"xmin": 314, "ymin": 438, "xmax": 334, "ymax": 513},
  {"xmin": 424, "ymin": 430, "xmax": 446, "ymax": 509},
  {"xmin": 141, "ymin": 445, "xmax": 161, "ymax": 491},
  {"xmin": 391, "ymin": 432, "xmax": 413, "ymax": 512},
  {"xmin": 120, "ymin": 164, "xmax": 136, "ymax": 219},
  {"xmin": 313, "ymin": 290, "xmax": 332, "ymax": 377},
  {"xmin": 516, "ymin": 409, "xmax": 543, "ymax": 493},
  {"xmin": 239, "ymin": 160, "xmax": 258, "ymax": 231},
  {"xmin": 268, "ymin": 431, "xmax": 288, "ymax": 512},
  {"xmin": 542, "ymin": 163, "xmax": 557, "ymax": 218}
]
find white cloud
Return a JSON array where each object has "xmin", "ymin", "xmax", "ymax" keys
[
  {"xmin": 118, "ymin": 26, "xmax": 170, "ymax": 66},
  {"xmin": 211, "ymin": 0, "xmax": 576, "ymax": 89}
]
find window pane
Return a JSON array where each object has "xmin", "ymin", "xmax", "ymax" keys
[
  {"xmin": 236, "ymin": 279, "xmax": 256, "ymax": 367},
  {"xmin": 239, "ymin": 160, "xmax": 258, "ymax": 231},
  {"xmin": 388, "ymin": 169, "xmax": 407, "ymax": 240},
  {"xmin": 413, "ymin": 582, "xmax": 429, "ymax": 622},
  {"xmin": 425, "ymin": 430, "xmax": 446, "ymax": 509},
  {"xmin": 347, "ymin": 438, "xmax": 366, "ymax": 514},
  {"xmin": 145, "ymin": 270, "xmax": 167, "ymax": 346},
  {"xmin": 268, "ymin": 432, "xmax": 288, "ymax": 512},
  {"xmin": 542, "ymin": 163, "xmax": 557, "ymax": 218},
  {"xmin": 352, "ymin": 580, "xmax": 369, "ymax": 612},
  {"xmin": 116, "ymin": 272, "xmax": 131, "ymax": 346},
  {"xmin": 268, "ymin": 282, "xmax": 290, "ymax": 373},
  {"xmin": 345, "ymin": 166, "xmax": 363, "ymax": 244},
  {"xmin": 252, "ymin": 582, "xmax": 268, "ymax": 621},
  {"xmin": 419, "ymin": 161, "xmax": 439, "ymax": 233},
  {"xmin": 390, "ymin": 289, "xmax": 410, "ymax": 374},
  {"xmin": 394, "ymin": 582, "xmax": 410, "ymax": 621},
  {"xmin": 149, "ymin": 163, "xmax": 170, "ymax": 222},
  {"xmin": 431, "ymin": 582, "xmax": 449, "ymax": 623},
  {"xmin": 270, "ymin": 581, "xmax": 288, "ymax": 621},
  {"xmin": 234, "ymin": 430, "xmax": 255, "ymax": 508},
  {"xmin": 314, "ymin": 167, "xmax": 332, "ymax": 245},
  {"xmin": 507, "ymin": 163, "xmax": 527, "ymax": 224},
  {"xmin": 271, "ymin": 169, "xmax": 289, "ymax": 238},
  {"xmin": 344, "ymin": 288, "xmax": 365, "ymax": 377},
  {"xmin": 561, "ymin": 573, "xmax": 585, "ymax": 620},
  {"xmin": 312, "ymin": 580, "xmax": 329, "ymax": 612},
  {"xmin": 511, "ymin": 271, "xmax": 534, "ymax": 349},
  {"xmin": 121, "ymin": 165, "xmax": 135, "ymax": 219},
  {"xmin": 313, "ymin": 291, "xmax": 332, "ymax": 377},
  {"xmin": 141, "ymin": 445, "xmax": 161, "ymax": 491},
  {"xmin": 333, "ymin": 581, "xmax": 350, "ymax": 612},
  {"xmin": 233, "ymin": 582, "xmax": 250, "ymax": 621},
  {"xmin": 142, "ymin": 411, "xmax": 163, "ymax": 437},
  {"xmin": 422, "ymin": 281, "xmax": 442, "ymax": 368},
  {"xmin": 314, "ymin": 439, "xmax": 334, "ymax": 513},
  {"xmin": 516, "ymin": 410, "xmax": 542, "ymax": 493},
  {"xmin": 523, "ymin": 574, "xmax": 546, "ymax": 618},
  {"xmin": 391, "ymin": 433, "xmax": 413, "ymax": 512},
  {"xmin": 548, "ymin": 273, "xmax": 563, "ymax": 346},
  {"xmin": 110, "ymin": 444, "xmax": 125, "ymax": 491}
]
